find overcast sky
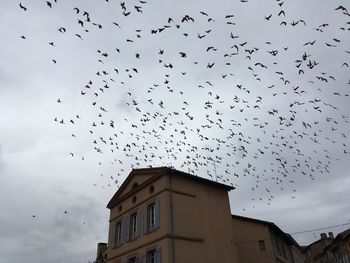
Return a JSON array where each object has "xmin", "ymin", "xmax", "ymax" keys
[{"xmin": 1, "ymin": 0, "xmax": 350, "ymax": 262}]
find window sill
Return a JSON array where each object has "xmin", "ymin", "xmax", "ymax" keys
[{"xmin": 128, "ymin": 236, "xmax": 140, "ymax": 242}]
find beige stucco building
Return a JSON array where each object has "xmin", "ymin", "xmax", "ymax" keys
[
  {"xmin": 105, "ymin": 167, "xmax": 238, "ymax": 263},
  {"xmin": 103, "ymin": 167, "xmax": 308, "ymax": 263}
]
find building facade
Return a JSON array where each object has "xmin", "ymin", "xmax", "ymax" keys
[
  {"xmin": 103, "ymin": 166, "xmax": 344, "ymax": 263},
  {"xmin": 312, "ymin": 229, "xmax": 350, "ymax": 263},
  {"xmin": 303, "ymin": 233, "xmax": 334, "ymax": 263},
  {"xmin": 105, "ymin": 167, "xmax": 238, "ymax": 263},
  {"xmin": 232, "ymin": 215, "xmax": 304, "ymax": 263}
]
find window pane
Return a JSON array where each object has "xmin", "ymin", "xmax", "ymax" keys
[
  {"xmin": 148, "ymin": 250, "xmax": 156, "ymax": 263},
  {"xmin": 148, "ymin": 203, "xmax": 156, "ymax": 227},
  {"xmin": 258, "ymin": 240, "xmax": 265, "ymax": 250},
  {"xmin": 131, "ymin": 213, "xmax": 137, "ymax": 238},
  {"xmin": 116, "ymin": 221, "xmax": 122, "ymax": 243}
]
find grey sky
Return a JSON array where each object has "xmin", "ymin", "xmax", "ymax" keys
[{"xmin": 1, "ymin": 0, "xmax": 350, "ymax": 262}]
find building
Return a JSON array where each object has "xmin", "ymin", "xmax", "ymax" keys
[
  {"xmin": 102, "ymin": 166, "xmax": 311, "ymax": 263},
  {"xmin": 303, "ymin": 233, "xmax": 334, "ymax": 262},
  {"xmin": 310, "ymin": 229, "xmax": 350, "ymax": 263},
  {"xmin": 105, "ymin": 167, "xmax": 238, "ymax": 263},
  {"xmin": 95, "ymin": 243, "xmax": 107, "ymax": 263},
  {"xmin": 232, "ymin": 215, "xmax": 304, "ymax": 263}
]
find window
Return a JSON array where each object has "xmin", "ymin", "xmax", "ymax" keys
[
  {"xmin": 128, "ymin": 257, "xmax": 136, "ymax": 263},
  {"xmin": 116, "ymin": 221, "xmax": 122, "ymax": 244},
  {"xmin": 258, "ymin": 240, "xmax": 266, "ymax": 250},
  {"xmin": 147, "ymin": 250, "xmax": 156, "ymax": 263},
  {"xmin": 131, "ymin": 213, "xmax": 137, "ymax": 239},
  {"xmin": 147, "ymin": 248, "xmax": 161, "ymax": 263},
  {"xmin": 149, "ymin": 203, "xmax": 156, "ymax": 227},
  {"xmin": 111, "ymin": 220, "xmax": 124, "ymax": 248},
  {"xmin": 273, "ymin": 236, "xmax": 286, "ymax": 258},
  {"xmin": 306, "ymin": 248, "xmax": 311, "ymax": 257},
  {"xmin": 144, "ymin": 200, "xmax": 160, "ymax": 233},
  {"xmin": 127, "ymin": 209, "xmax": 141, "ymax": 241}
]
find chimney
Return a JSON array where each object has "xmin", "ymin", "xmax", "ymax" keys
[
  {"xmin": 96, "ymin": 242, "xmax": 107, "ymax": 263},
  {"xmin": 320, "ymin": 233, "xmax": 327, "ymax": 239},
  {"xmin": 328, "ymin": 232, "xmax": 334, "ymax": 239}
]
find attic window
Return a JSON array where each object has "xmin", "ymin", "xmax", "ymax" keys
[
  {"xmin": 258, "ymin": 240, "xmax": 266, "ymax": 250},
  {"xmin": 132, "ymin": 196, "xmax": 137, "ymax": 203},
  {"xmin": 149, "ymin": 185, "xmax": 155, "ymax": 193},
  {"xmin": 118, "ymin": 205, "xmax": 122, "ymax": 212},
  {"xmin": 132, "ymin": 182, "xmax": 138, "ymax": 189}
]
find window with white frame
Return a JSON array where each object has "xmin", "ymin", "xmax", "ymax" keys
[
  {"xmin": 149, "ymin": 203, "xmax": 156, "ymax": 227},
  {"xmin": 144, "ymin": 200, "xmax": 160, "ymax": 233},
  {"xmin": 126, "ymin": 209, "xmax": 141, "ymax": 241}
]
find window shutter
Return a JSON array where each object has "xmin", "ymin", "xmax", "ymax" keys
[
  {"xmin": 120, "ymin": 219, "xmax": 126, "ymax": 244},
  {"xmin": 111, "ymin": 222, "xmax": 116, "ymax": 248},
  {"xmin": 143, "ymin": 206, "xmax": 148, "ymax": 234},
  {"xmin": 125, "ymin": 215, "xmax": 130, "ymax": 242},
  {"xmin": 136, "ymin": 208, "xmax": 141, "ymax": 238},
  {"xmin": 155, "ymin": 247, "xmax": 162, "ymax": 263},
  {"xmin": 155, "ymin": 199, "xmax": 160, "ymax": 229}
]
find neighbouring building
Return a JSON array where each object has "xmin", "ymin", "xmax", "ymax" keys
[
  {"xmin": 95, "ymin": 242, "xmax": 107, "ymax": 263},
  {"xmin": 232, "ymin": 215, "xmax": 305, "ymax": 263},
  {"xmin": 303, "ymin": 233, "xmax": 334, "ymax": 262},
  {"xmin": 311, "ymin": 229, "xmax": 350, "ymax": 263}
]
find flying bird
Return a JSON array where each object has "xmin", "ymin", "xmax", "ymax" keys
[{"xmin": 19, "ymin": 2, "xmax": 27, "ymax": 11}]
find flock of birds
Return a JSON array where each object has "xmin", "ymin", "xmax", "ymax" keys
[{"xmin": 17, "ymin": 0, "xmax": 350, "ymax": 212}]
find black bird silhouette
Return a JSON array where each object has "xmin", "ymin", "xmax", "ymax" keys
[
  {"xmin": 265, "ymin": 14, "xmax": 272, "ymax": 20},
  {"xmin": 207, "ymin": 62, "xmax": 215, "ymax": 68},
  {"xmin": 335, "ymin": 5, "xmax": 348, "ymax": 13},
  {"xmin": 278, "ymin": 10, "xmax": 285, "ymax": 16},
  {"xmin": 58, "ymin": 27, "xmax": 66, "ymax": 33},
  {"xmin": 19, "ymin": 2, "xmax": 27, "ymax": 11}
]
